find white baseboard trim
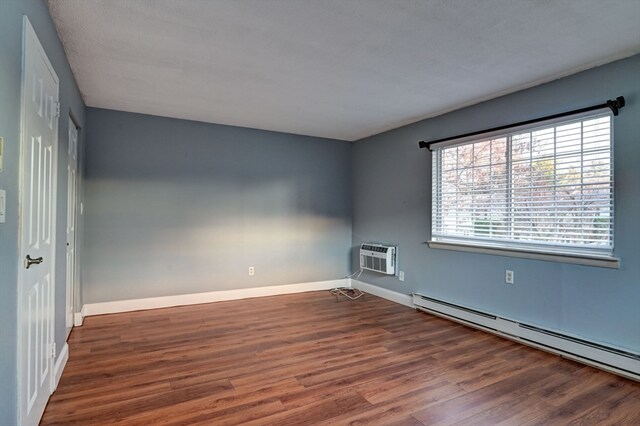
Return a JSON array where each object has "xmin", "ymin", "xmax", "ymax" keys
[
  {"xmin": 351, "ymin": 280, "xmax": 413, "ymax": 308},
  {"xmin": 52, "ymin": 343, "xmax": 69, "ymax": 392},
  {"xmin": 73, "ymin": 305, "xmax": 86, "ymax": 326},
  {"xmin": 82, "ymin": 279, "xmax": 350, "ymax": 317}
]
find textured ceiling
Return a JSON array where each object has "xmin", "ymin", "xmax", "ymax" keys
[{"xmin": 47, "ymin": 0, "xmax": 640, "ymax": 141}]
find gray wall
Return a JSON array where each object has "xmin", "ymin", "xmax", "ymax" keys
[
  {"xmin": 352, "ymin": 55, "xmax": 640, "ymax": 353},
  {"xmin": 83, "ymin": 108, "xmax": 352, "ymax": 303},
  {"xmin": 0, "ymin": 1, "xmax": 86, "ymax": 424},
  {"xmin": 0, "ymin": 6, "xmax": 635, "ymax": 425}
]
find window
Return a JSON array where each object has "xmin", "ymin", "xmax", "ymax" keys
[{"xmin": 431, "ymin": 111, "xmax": 615, "ymax": 264}]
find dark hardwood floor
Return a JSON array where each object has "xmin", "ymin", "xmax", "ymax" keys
[{"xmin": 41, "ymin": 291, "xmax": 640, "ymax": 425}]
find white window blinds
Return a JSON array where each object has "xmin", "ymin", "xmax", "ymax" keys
[{"xmin": 431, "ymin": 111, "xmax": 614, "ymax": 257}]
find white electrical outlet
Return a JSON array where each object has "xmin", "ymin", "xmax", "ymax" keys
[
  {"xmin": 0, "ymin": 189, "xmax": 5, "ymax": 223},
  {"xmin": 399, "ymin": 271, "xmax": 405, "ymax": 282},
  {"xmin": 0, "ymin": 137, "xmax": 4, "ymax": 172},
  {"xmin": 248, "ymin": 266, "xmax": 255, "ymax": 276},
  {"xmin": 505, "ymin": 270, "xmax": 514, "ymax": 284}
]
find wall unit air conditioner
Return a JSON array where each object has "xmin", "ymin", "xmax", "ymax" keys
[{"xmin": 360, "ymin": 243, "xmax": 396, "ymax": 275}]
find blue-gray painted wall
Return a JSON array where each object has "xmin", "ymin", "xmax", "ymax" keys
[
  {"xmin": 83, "ymin": 108, "xmax": 352, "ymax": 303},
  {"xmin": 0, "ymin": 1, "xmax": 86, "ymax": 423},
  {"xmin": 1, "ymin": 2, "xmax": 638, "ymax": 423},
  {"xmin": 352, "ymin": 55, "xmax": 640, "ymax": 353}
]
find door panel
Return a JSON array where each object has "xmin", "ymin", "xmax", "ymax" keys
[
  {"xmin": 66, "ymin": 119, "xmax": 78, "ymax": 334},
  {"xmin": 19, "ymin": 17, "xmax": 59, "ymax": 426}
]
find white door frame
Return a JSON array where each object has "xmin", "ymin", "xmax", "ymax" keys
[
  {"xmin": 65, "ymin": 117, "xmax": 79, "ymax": 338},
  {"xmin": 17, "ymin": 16, "xmax": 59, "ymax": 425}
]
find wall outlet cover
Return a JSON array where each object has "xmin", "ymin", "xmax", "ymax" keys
[
  {"xmin": 505, "ymin": 270, "xmax": 514, "ymax": 284},
  {"xmin": 0, "ymin": 189, "xmax": 6, "ymax": 223}
]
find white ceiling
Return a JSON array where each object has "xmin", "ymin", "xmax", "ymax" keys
[{"xmin": 47, "ymin": 0, "xmax": 640, "ymax": 141}]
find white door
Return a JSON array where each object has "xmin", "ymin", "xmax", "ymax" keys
[
  {"xmin": 18, "ymin": 17, "xmax": 59, "ymax": 426},
  {"xmin": 65, "ymin": 119, "xmax": 78, "ymax": 337}
]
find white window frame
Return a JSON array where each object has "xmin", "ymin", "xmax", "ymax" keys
[{"xmin": 428, "ymin": 109, "xmax": 619, "ymax": 269}]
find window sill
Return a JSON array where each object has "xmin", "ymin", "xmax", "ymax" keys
[{"xmin": 427, "ymin": 240, "xmax": 620, "ymax": 269}]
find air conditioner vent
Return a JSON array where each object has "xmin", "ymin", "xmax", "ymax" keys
[{"xmin": 360, "ymin": 243, "xmax": 396, "ymax": 275}]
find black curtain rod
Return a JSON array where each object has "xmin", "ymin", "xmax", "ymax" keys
[{"xmin": 418, "ymin": 96, "xmax": 625, "ymax": 151}]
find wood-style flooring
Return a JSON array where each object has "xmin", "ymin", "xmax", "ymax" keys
[{"xmin": 41, "ymin": 291, "xmax": 640, "ymax": 425}]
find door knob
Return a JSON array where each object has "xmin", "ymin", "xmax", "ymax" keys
[{"xmin": 25, "ymin": 255, "xmax": 44, "ymax": 269}]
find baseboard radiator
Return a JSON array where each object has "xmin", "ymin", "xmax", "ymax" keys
[{"xmin": 413, "ymin": 293, "xmax": 640, "ymax": 381}]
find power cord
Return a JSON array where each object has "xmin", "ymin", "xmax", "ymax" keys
[
  {"xmin": 330, "ymin": 287, "xmax": 365, "ymax": 300},
  {"xmin": 330, "ymin": 269, "xmax": 365, "ymax": 301},
  {"xmin": 344, "ymin": 268, "xmax": 363, "ymax": 280}
]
